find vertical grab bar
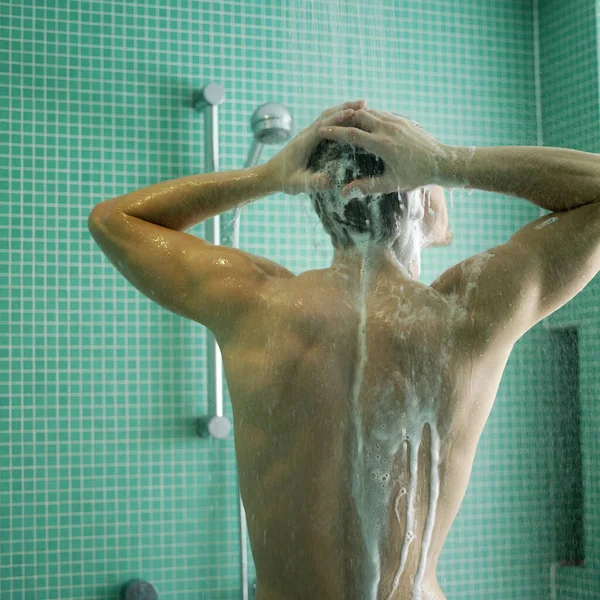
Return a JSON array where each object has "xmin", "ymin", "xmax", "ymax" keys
[{"xmin": 192, "ymin": 84, "xmax": 250, "ymax": 600}]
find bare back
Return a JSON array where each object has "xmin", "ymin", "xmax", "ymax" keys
[
  {"xmin": 219, "ymin": 266, "xmax": 512, "ymax": 600},
  {"xmin": 89, "ymin": 124, "xmax": 600, "ymax": 599}
]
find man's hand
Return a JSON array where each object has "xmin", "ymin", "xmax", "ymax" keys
[
  {"xmin": 264, "ymin": 100, "xmax": 368, "ymax": 195},
  {"xmin": 318, "ymin": 108, "xmax": 448, "ymax": 195}
]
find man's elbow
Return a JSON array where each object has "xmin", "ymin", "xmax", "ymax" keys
[
  {"xmin": 88, "ymin": 205, "xmax": 126, "ymax": 239},
  {"xmin": 88, "ymin": 203, "xmax": 113, "ymax": 228},
  {"xmin": 88, "ymin": 206, "xmax": 122, "ymax": 249},
  {"xmin": 88, "ymin": 207, "xmax": 104, "ymax": 240}
]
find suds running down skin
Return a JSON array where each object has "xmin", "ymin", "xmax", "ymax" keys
[
  {"xmin": 305, "ymin": 140, "xmax": 475, "ymax": 599},
  {"xmin": 347, "ymin": 260, "xmax": 445, "ymax": 600}
]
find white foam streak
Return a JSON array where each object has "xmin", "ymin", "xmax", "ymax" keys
[
  {"xmin": 386, "ymin": 428, "xmax": 422, "ymax": 600},
  {"xmin": 412, "ymin": 422, "xmax": 441, "ymax": 599}
]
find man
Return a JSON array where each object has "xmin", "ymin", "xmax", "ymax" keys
[{"xmin": 88, "ymin": 100, "xmax": 600, "ymax": 600}]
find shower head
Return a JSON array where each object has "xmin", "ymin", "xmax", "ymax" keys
[
  {"xmin": 245, "ymin": 102, "xmax": 293, "ymax": 168},
  {"xmin": 251, "ymin": 102, "xmax": 293, "ymax": 144}
]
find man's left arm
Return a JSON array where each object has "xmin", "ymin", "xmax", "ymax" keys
[{"xmin": 88, "ymin": 164, "xmax": 293, "ymax": 340}]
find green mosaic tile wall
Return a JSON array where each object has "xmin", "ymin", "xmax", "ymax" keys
[
  {"xmin": 2, "ymin": 1, "xmax": 597, "ymax": 599},
  {"xmin": 539, "ymin": 0, "xmax": 600, "ymax": 597}
]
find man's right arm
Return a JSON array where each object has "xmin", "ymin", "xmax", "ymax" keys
[
  {"xmin": 433, "ymin": 144, "xmax": 600, "ymax": 351},
  {"xmin": 436, "ymin": 144, "xmax": 600, "ymax": 212}
]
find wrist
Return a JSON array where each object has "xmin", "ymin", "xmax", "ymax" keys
[
  {"xmin": 434, "ymin": 145, "xmax": 473, "ymax": 188},
  {"xmin": 255, "ymin": 161, "xmax": 283, "ymax": 195}
]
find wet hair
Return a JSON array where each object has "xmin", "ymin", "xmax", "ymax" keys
[{"xmin": 307, "ymin": 139, "xmax": 408, "ymax": 249}]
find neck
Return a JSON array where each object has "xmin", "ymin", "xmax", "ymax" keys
[{"xmin": 330, "ymin": 239, "xmax": 422, "ymax": 281}]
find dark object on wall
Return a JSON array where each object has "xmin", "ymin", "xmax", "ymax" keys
[{"xmin": 120, "ymin": 579, "xmax": 159, "ymax": 600}]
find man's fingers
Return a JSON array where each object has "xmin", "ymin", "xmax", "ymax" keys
[
  {"xmin": 320, "ymin": 99, "xmax": 367, "ymax": 120},
  {"xmin": 319, "ymin": 108, "xmax": 356, "ymax": 128},
  {"xmin": 372, "ymin": 109, "xmax": 405, "ymax": 122},
  {"xmin": 318, "ymin": 125, "xmax": 384, "ymax": 157},
  {"xmin": 342, "ymin": 109, "xmax": 382, "ymax": 132},
  {"xmin": 342, "ymin": 99, "xmax": 367, "ymax": 111}
]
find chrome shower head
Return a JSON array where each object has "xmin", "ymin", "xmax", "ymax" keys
[{"xmin": 251, "ymin": 102, "xmax": 293, "ymax": 144}]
